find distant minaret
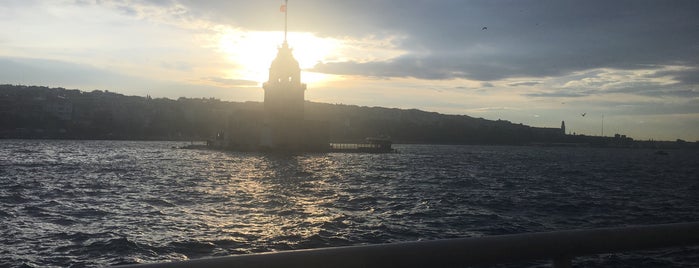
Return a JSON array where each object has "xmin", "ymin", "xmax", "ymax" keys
[
  {"xmin": 561, "ymin": 121, "xmax": 566, "ymax": 135},
  {"xmin": 262, "ymin": 0, "xmax": 306, "ymax": 120}
]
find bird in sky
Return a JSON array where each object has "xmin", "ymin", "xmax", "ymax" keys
[
  {"xmin": 581, "ymin": 113, "xmax": 587, "ymax": 117},
  {"xmin": 481, "ymin": 26, "xmax": 488, "ymax": 31}
]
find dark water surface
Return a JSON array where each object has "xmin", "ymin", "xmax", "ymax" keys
[{"xmin": 1, "ymin": 140, "xmax": 698, "ymax": 267}]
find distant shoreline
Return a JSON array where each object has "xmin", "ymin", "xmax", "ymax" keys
[
  {"xmin": 2, "ymin": 138, "xmax": 696, "ymax": 150},
  {"xmin": 2, "ymin": 85, "xmax": 696, "ymax": 146}
]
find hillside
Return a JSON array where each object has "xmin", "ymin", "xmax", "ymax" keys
[{"xmin": 1, "ymin": 84, "xmax": 568, "ymax": 144}]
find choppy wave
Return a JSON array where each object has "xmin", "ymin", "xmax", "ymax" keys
[{"xmin": 1, "ymin": 140, "xmax": 698, "ymax": 267}]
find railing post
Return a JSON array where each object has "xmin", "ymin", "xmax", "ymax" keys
[{"xmin": 552, "ymin": 256, "xmax": 572, "ymax": 268}]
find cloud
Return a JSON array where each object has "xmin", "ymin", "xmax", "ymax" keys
[
  {"xmin": 203, "ymin": 77, "xmax": 259, "ymax": 87},
  {"xmin": 525, "ymin": 91, "xmax": 591, "ymax": 98},
  {"xmin": 595, "ymin": 99, "xmax": 699, "ymax": 116},
  {"xmin": 38, "ymin": 1, "xmax": 697, "ymax": 85},
  {"xmin": 519, "ymin": 66, "xmax": 699, "ymax": 99},
  {"xmin": 650, "ymin": 68, "xmax": 699, "ymax": 85},
  {"xmin": 0, "ymin": 57, "xmax": 136, "ymax": 88},
  {"xmin": 606, "ymin": 87, "xmax": 699, "ymax": 98},
  {"xmin": 508, "ymin": 81, "xmax": 541, "ymax": 87},
  {"xmin": 0, "ymin": 56, "xmax": 262, "ymax": 101},
  {"xmin": 310, "ymin": 53, "xmax": 557, "ymax": 81},
  {"xmin": 298, "ymin": 1, "xmax": 699, "ymax": 83}
]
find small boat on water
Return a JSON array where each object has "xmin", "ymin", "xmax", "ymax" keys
[{"xmin": 330, "ymin": 137, "xmax": 396, "ymax": 153}]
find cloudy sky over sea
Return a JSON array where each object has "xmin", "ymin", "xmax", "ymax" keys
[{"xmin": 1, "ymin": 0, "xmax": 698, "ymax": 141}]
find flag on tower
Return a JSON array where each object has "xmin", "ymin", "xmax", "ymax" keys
[{"xmin": 280, "ymin": 3, "xmax": 286, "ymax": 12}]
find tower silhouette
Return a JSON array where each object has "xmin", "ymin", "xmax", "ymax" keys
[
  {"xmin": 262, "ymin": 41, "xmax": 306, "ymax": 121},
  {"xmin": 254, "ymin": 1, "xmax": 328, "ymax": 151},
  {"xmin": 216, "ymin": 1, "xmax": 328, "ymax": 151}
]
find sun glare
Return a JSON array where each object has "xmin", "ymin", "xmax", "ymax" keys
[{"xmin": 218, "ymin": 29, "xmax": 340, "ymax": 85}]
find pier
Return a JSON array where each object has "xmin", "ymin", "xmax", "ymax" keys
[{"xmin": 329, "ymin": 137, "xmax": 396, "ymax": 153}]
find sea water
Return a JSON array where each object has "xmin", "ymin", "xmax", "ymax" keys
[{"xmin": 1, "ymin": 140, "xmax": 698, "ymax": 267}]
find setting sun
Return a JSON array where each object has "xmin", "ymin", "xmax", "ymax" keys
[{"xmin": 217, "ymin": 28, "xmax": 339, "ymax": 85}]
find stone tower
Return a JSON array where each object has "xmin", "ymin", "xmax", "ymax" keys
[
  {"xmin": 253, "ymin": 0, "xmax": 328, "ymax": 151},
  {"xmin": 262, "ymin": 41, "xmax": 306, "ymax": 121}
]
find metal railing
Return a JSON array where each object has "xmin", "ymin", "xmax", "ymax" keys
[{"xmin": 119, "ymin": 221, "xmax": 699, "ymax": 268}]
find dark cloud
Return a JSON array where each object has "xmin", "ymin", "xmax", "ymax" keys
[
  {"xmin": 310, "ymin": 49, "xmax": 593, "ymax": 81},
  {"xmin": 35, "ymin": 1, "xmax": 699, "ymax": 85},
  {"xmin": 244, "ymin": 0, "xmax": 698, "ymax": 83},
  {"xmin": 508, "ymin": 81, "xmax": 541, "ymax": 87},
  {"xmin": 92, "ymin": 1, "xmax": 699, "ymax": 83},
  {"xmin": 649, "ymin": 68, "xmax": 699, "ymax": 85}
]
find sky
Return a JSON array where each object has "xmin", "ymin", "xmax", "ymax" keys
[{"xmin": 1, "ymin": 0, "xmax": 698, "ymax": 141}]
